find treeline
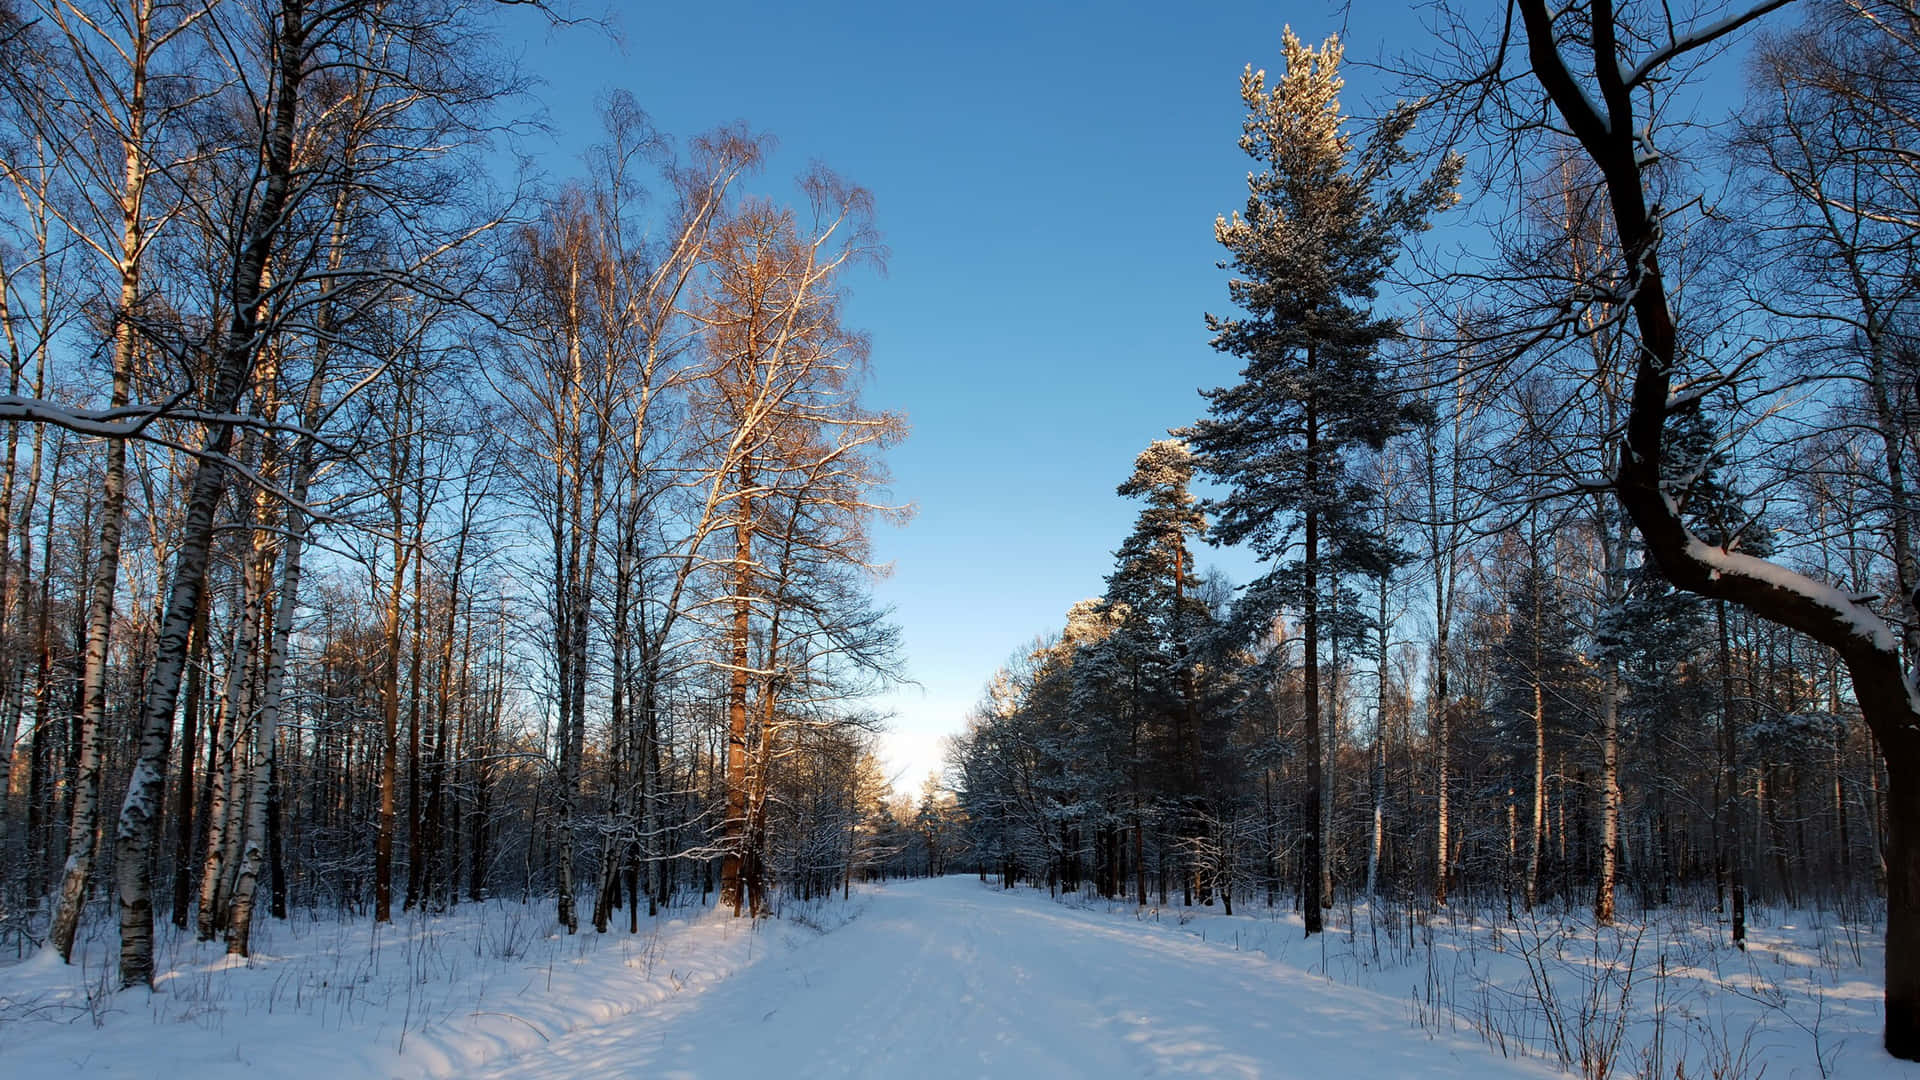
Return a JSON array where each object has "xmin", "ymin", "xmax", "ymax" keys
[
  {"xmin": 949, "ymin": 5, "xmax": 1920, "ymax": 1056},
  {"xmin": 0, "ymin": 0, "xmax": 909, "ymax": 987},
  {"xmin": 953, "ymin": 431, "xmax": 1883, "ymax": 914}
]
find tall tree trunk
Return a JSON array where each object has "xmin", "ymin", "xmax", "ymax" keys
[
  {"xmin": 720, "ymin": 470, "xmax": 752, "ymax": 915},
  {"xmin": 1430, "ymin": 338, "xmax": 1472, "ymax": 909},
  {"xmin": 376, "ymin": 520, "xmax": 406, "ymax": 924},
  {"xmin": 561, "ymin": 438, "xmax": 601, "ymax": 930},
  {"xmin": 0, "ymin": 254, "xmax": 24, "ymax": 853},
  {"xmin": 1595, "ymin": 655, "xmax": 1621, "ymax": 922},
  {"xmin": 424, "ymin": 512, "xmax": 467, "ymax": 911},
  {"xmin": 115, "ymin": 0, "xmax": 309, "ymax": 988},
  {"xmin": 1717, "ymin": 599, "xmax": 1746, "ymax": 948},
  {"xmin": 595, "ymin": 520, "xmax": 632, "ymax": 935},
  {"xmin": 1888, "ymin": 763, "xmax": 1920, "ymax": 1054},
  {"xmin": 469, "ymin": 624, "xmax": 504, "ymax": 903},
  {"xmin": 745, "ymin": 571, "xmax": 790, "ymax": 919},
  {"xmin": 227, "ymin": 443, "xmax": 314, "ymax": 955},
  {"xmin": 404, "ymin": 530, "xmax": 425, "ymax": 911},
  {"xmin": 47, "ymin": 1, "xmax": 153, "ymax": 958},
  {"xmin": 0, "ymin": 161, "xmax": 47, "ymax": 897},
  {"xmin": 375, "ymin": 373, "xmax": 416, "ymax": 925},
  {"xmin": 1298, "ymin": 350, "xmax": 1326, "ymax": 932},
  {"xmin": 1592, "ymin": 484, "xmax": 1627, "ymax": 924},
  {"xmin": 1527, "ymin": 636, "xmax": 1545, "ymax": 910},
  {"xmin": 1302, "ymin": 510, "xmax": 1323, "ymax": 933},
  {"xmin": 643, "ymin": 673, "xmax": 663, "ymax": 916},
  {"xmin": 266, "ymin": 755, "xmax": 285, "ymax": 920},
  {"xmin": 200, "ymin": 512, "xmax": 270, "ymax": 941},
  {"xmin": 169, "ymin": 601, "xmax": 206, "ymax": 929},
  {"xmin": 32, "ymin": 471, "xmax": 58, "ymax": 890},
  {"xmin": 1368, "ymin": 570, "xmax": 1388, "ymax": 900},
  {"xmin": 1, "ymin": 304, "xmax": 49, "ymax": 885}
]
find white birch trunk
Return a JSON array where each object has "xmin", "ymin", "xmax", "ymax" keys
[
  {"xmin": 227, "ymin": 450, "xmax": 312, "ymax": 955},
  {"xmin": 114, "ymin": 0, "xmax": 307, "ymax": 988},
  {"xmin": 47, "ymin": 0, "xmax": 156, "ymax": 960},
  {"xmin": 199, "ymin": 528, "xmax": 269, "ymax": 940}
]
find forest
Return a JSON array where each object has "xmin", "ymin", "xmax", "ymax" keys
[
  {"xmin": 0, "ymin": 0, "xmax": 1917, "ymax": 1075},
  {"xmin": 947, "ymin": 3, "xmax": 1920, "ymax": 1064},
  {"xmin": 0, "ymin": 0, "xmax": 917, "ymax": 979}
]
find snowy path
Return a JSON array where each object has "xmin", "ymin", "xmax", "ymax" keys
[{"xmin": 476, "ymin": 876, "xmax": 1556, "ymax": 1079}]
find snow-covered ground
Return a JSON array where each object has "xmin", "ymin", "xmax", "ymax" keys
[
  {"xmin": 0, "ymin": 891, "xmax": 842, "ymax": 1078},
  {"xmin": 1029, "ymin": 884, "xmax": 1913, "ymax": 1080},
  {"xmin": 1, "ymin": 878, "xmax": 1913, "ymax": 1078},
  {"xmin": 470, "ymin": 876, "xmax": 1554, "ymax": 1080}
]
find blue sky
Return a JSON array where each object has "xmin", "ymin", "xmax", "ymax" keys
[{"xmin": 507, "ymin": 0, "xmax": 1440, "ymax": 791}]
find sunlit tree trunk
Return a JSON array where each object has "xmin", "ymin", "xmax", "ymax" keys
[
  {"xmin": 227, "ymin": 441, "xmax": 315, "ymax": 955},
  {"xmin": 112, "ymin": 0, "xmax": 311, "ymax": 988},
  {"xmin": 38, "ymin": 0, "xmax": 169, "ymax": 962}
]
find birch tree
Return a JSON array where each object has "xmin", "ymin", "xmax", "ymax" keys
[
  {"xmin": 691, "ymin": 167, "xmax": 891, "ymax": 916},
  {"xmin": 115, "ymin": 0, "xmax": 518, "ymax": 984},
  {"xmin": 0, "ymin": 0, "xmax": 207, "ymax": 960}
]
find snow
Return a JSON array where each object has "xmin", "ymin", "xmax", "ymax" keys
[
  {"xmin": 0, "ymin": 396, "xmax": 168, "ymax": 438},
  {"xmin": 0, "ymin": 896, "xmax": 806, "ymax": 1079},
  {"xmin": 1019, "ymin": 888, "xmax": 1915, "ymax": 1080},
  {"xmin": 2, "ymin": 878, "xmax": 1912, "ymax": 1078},
  {"xmin": 471, "ymin": 877, "xmax": 1553, "ymax": 1080},
  {"xmin": 1681, "ymin": 536, "xmax": 1920, "ymax": 716},
  {"xmin": 1685, "ymin": 538, "xmax": 1899, "ymax": 652}
]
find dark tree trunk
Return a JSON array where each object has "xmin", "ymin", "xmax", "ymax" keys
[
  {"xmin": 113, "ymin": 0, "xmax": 310, "ymax": 987},
  {"xmin": 171, "ymin": 603, "xmax": 206, "ymax": 928},
  {"xmin": 1515, "ymin": 2, "xmax": 1920, "ymax": 1054},
  {"xmin": 267, "ymin": 755, "xmax": 285, "ymax": 920},
  {"xmin": 1301, "ymin": 413, "xmax": 1324, "ymax": 936}
]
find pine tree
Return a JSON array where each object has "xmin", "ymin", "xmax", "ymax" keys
[
  {"xmin": 1596, "ymin": 561, "xmax": 1710, "ymax": 909},
  {"xmin": 1183, "ymin": 29, "xmax": 1456, "ymax": 934},
  {"xmin": 1668, "ymin": 403, "xmax": 1772, "ymax": 948},
  {"xmin": 1487, "ymin": 556, "xmax": 1584, "ymax": 910},
  {"xmin": 1097, "ymin": 440, "xmax": 1213, "ymax": 904}
]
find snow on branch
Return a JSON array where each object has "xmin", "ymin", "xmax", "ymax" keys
[
  {"xmin": 0, "ymin": 393, "xmax": 185, "ymax": 438},
  {"xmin": 1678, "ymin": 534, "xmax": 1920, "ymax": 718}
]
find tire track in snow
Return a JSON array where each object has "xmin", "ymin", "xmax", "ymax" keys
[{"xmin": 474, "ymin": 876, "xmax": 1562, "ymax": 1079}]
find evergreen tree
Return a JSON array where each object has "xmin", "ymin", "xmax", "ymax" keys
[
  {"xmin": 1105, "ymin": 441, "xmax": 1210, "ymax": 652},
  {"xmin": 1095, "ymin": 440, "xmax": 1217, "ymax": 903},
  {"xmin": 1597, "ymin": 562, "xmax": 1710, "ymax": 907},
  {"xmin": 1669, "ymin": 402, "xmax": 1773, "ymax": 947},
  {"xmin": 1486, "ymin": 557, "xmax": 1585, "ymax": 909},
  {"xmin": 1594, "ymin": 402, "xmax": 1767, "ymax": 929},
  {"xmin": 1182, "ymin": 29, "xmax": 1456, "ymax": 934}
]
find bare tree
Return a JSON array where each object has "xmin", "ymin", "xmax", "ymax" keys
[
  {"xmin": 691, "ymin": 167, "xmax": 891, "ymax": 916},
  {"xmin": 0, "ymin": 0, "xmax": 207, "ymax": 960},
  {"xmin": 1419, "ymin": 0, "xmax": 1920, "ymax": 1056}
]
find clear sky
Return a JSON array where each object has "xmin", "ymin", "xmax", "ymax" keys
[{"xmin": 506, "ymin": 0, "xmax": 1438, "ymax": 794}]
